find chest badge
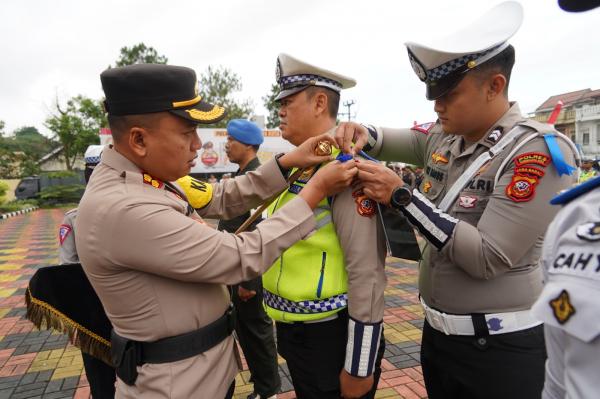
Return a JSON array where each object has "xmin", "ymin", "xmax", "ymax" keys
[
  {"xmin": 431, "ymin": 152, "xmax": 449, "ymax": 165},
  {"xmin": 550, "ymin": 290, "xmax": 576, "ymax": 324},
  {"xmin": 423, "ymin": 181, "xmax": 432, "ymax": 193},
  {"xmin": 576, "ymin": 222, "xmax": 600, "ymax": 241},
  {"xmin": 458, "ymin": 195, "xmax": 477, "ymax": 208}
]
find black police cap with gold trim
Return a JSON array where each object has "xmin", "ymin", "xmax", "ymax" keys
[
  {"xmin": 405, "ymin": 1, "xmax": 523, "ymax": 100},
  {"xmin": 100, "ymin": 64, "xmax": 226, "ymax": 124}
]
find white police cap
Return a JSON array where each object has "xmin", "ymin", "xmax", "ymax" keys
[
  {"xmin": 406, "ymin": 1, "xmax": 523, "ymax": 100},
  {"xmin": 84, "ymin": 145, "xmax": 104, "ymax": 165},
  {"xmin": 275, "ymin": 53, "xmax": 356, "ymax": 101}
]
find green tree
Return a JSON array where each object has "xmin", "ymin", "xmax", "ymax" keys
[
  {"xmin": 198, "ymin": 66, "xmax": 253, "ymax": 128},
  {"xmin": 114, "ymin": 43, "xmax": 168, "ymax": 67},
  {"xmin": 262, "ymin": 83, "xmax": 280, "ymax": 129},
  {"xmin": 0, "ymin": 120, "xmax": 5, "ymax": 136},
  {"xmin": 45, "ymin": 95, "xmax": 105, "ymax": 170}
]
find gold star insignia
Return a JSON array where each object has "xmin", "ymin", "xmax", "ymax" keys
[{"xmin": 550, "ymin": 290, "xmax": 575, "ymax": 324}]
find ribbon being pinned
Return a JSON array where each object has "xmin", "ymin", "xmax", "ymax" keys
[{"xmin": 543, "ymin": 134, "xmax": 576, "ymax": 177}]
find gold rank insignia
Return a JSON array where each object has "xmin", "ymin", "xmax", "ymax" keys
[
  {"xmin": 423, "ymin": 181, "xmax": 432, "ymax": 193},
  {"xmin": 431, "ymin": 152, "xmax": 449, "ymax": 164},
  {"xmin": 143, "ymin": 173, "xmax": 164, "ymax": 189},
  {"xmin": 550, "ymin": 290, "xmax": 575, "ymax": 324}
]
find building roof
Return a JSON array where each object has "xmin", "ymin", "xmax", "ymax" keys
[
  {"xmin": 37, "ymin": 146, "xmax": 63, "ymax": 165},
  {"xmin": 583, "ymin": 89, "xmax": 600, "ymax": 101},
  {"xmin": 536, "ymin": 89, "xmax": 591, "ymax": 111}
]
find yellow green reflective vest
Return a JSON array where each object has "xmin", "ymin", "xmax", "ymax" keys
[{"xmin": 262, "ymin": 153, "xmax": 348, "ymax": 322}]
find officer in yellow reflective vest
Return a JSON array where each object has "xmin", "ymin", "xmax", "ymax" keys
[{"xmin": 262, "ymin": 53, "xmax": 387, "ymax": 399}]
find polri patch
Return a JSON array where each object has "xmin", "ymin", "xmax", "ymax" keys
[
  {"xmin": 411, "ymin": 122, "xmax": 435, "ymax": 135},
  {"xmin": 352, "ymin": 189, "xmax": 376, "ymax": 217},
  {"xmin": 458, "ymin": 195, "xmax": 477, "ymax": 208},
  {"xmin": 576, "ymin": 222, "xmax": 600, "ymax": 241},
  {"xmin": 550, "ymin": 290, "xmax": 575, "ymax": 325},
  {"xmin": 59, "ymin": 224, "xmax": 72, "ymax": 246},
  {"xmin": 506, "ymin": 174, "xmax": 539, "ymax": 202},
  {"xmin": 514, "ymin": 152, "xmax": 551, "ymax": 168}
]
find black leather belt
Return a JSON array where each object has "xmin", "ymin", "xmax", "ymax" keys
[{"xmin": 111, "ymin": 306, "xmax": 235, "ymax": 385}]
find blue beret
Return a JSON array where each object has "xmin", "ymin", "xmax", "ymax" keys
[{"xmin": 226, "ymin": 119, "xmax": 264, "ymax": 145}]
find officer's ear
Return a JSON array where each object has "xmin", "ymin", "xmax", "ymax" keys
[
  {"xmin": 313, "ymin": 91, "xmax": 328, "ymax": 117},
  {"xmin": 487, "ymin": 73, "xmax": 507, "ymax": 101},
  {"xmin": 128, "ymin": 126, "xmax": 149, "ymax": 157}
]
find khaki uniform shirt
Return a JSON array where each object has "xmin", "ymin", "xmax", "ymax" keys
[
  {"xmin": 75, "ymin": 146, "xmax": 316, "ymax": 399},
  {"xmin": 59, "ymin": 208, "xmax": 78, "ymax": 264},
  {"xmin": 369, "ymin": 103, "xmax": 577, "ymax": 314}
]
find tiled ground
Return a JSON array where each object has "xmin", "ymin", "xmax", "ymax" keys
[{"xmin": 0, "ymin": 209, "xmax": 427, "ymax": 399}]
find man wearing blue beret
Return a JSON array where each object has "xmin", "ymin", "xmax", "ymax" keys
[{"xmin": 218, "ymin": 119, "xmax": 280, "ymax": 399}]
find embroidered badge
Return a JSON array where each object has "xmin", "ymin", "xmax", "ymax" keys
[
  {"xmin": 576, "ymin": 222, "xmax": 600, "ymax": 241},
  {"xmin": 431, "ymin": 152, "xmax": 449, "ymax": 165},
  {"xmin": 485, "ymin": 128, "xmax": 503, "ymax": 144},
  {"xmin": 550, "ymin": 290, "xmax": 575, "ymax": 324},
  {"xmin": 58, "ymin": 224, "xmax": 72, "ymax": 246},
  {"xmin": 411, "ymin": 121, "xmax": 435, "ymax": 134},
  {"xmin": 514, "ymin": 166, "xmax": 545, "ymax": 178},
  {"xmin": 514, "ymin": 152, "xmax": 551, "ymax": 168},
  {"xmin": 423, "ymin": 181, "xmax": 432, "ymax": 193},
  {"xmin": 143, "ymin": 173, "xmax": 164, "ymax": 189},
  {"xmin": 352, "ymin": 189, "xmax": 376, "ymax": 217},
  {"xmin": 506, "ymin": 174, "xmax": 539, "ymax": 202},
  {"xmin": 458, "ymin": 195, "xmax": 477, "ymax": 208}
]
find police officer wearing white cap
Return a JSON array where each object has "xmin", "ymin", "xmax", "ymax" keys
[
  {"xmin": 335, "ymin": 2, "xmax": 579, "ymax": 398},
  {"xmin": 262, "ymin": 53, "xmax": 387, "ymax": 399}
]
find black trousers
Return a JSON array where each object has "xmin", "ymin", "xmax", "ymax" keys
[
  {"xmin": 276, "ymin": 311, "xmax": 385, "ymax": 399},
  {"xmin": 231, "ymin": 279, "xmax": 281, "ymax": 397},
  {"xmin": 81, "ymin": 353, "xmax": 116, "ymax": 399},
  {"xmin": 420, "ymin": 320, "xmax": 546, "ymax": 399}
]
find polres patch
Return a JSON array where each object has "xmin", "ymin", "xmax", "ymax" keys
[
  {"xmin": 514, "ymin": 152, "xmax": 551, "ymax": 168},
  {"xmin": 576, "ymin": 222, "xmax": 600, "ymax": 241},
  {"xmin": 506, "ymin": 174, "xmax": 539, "ymax": 202},
  {"xmin": 411, "ymin": 122, "xmax": 435, "ymax": 135},
  {"xmin": 352, "ymin": 189, "xmax": 376, "ymax": 217},
  {"xmin": 59, "ymin": 224, "xmax": 72, "ymax": 246},
  {"xmin": 550, "ymin": 290, "xmax": 576, "ymax": 325}
]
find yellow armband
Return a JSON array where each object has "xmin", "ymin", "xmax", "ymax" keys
[{"xmin": 176, "ymin": 175, "xmax": 213, "ymax": 209}]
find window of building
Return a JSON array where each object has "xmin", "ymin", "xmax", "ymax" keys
[{"xmin": 582, "ymin": 127, "xmax": 590, "ymax": 145}]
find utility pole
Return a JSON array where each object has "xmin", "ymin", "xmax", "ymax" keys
[{"xmin": 339, "ymin": 100, "xmax": 356, "ymax": 121}]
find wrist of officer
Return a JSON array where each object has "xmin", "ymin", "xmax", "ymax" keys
[
  {"xmin": 389, "ymin": 184, "xmax": 413, "ymax": 210},
  {"xmin": 274, "ymin": 153, "xmax": 291, "ymax": 178}
]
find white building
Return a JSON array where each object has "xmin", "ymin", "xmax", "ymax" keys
[{"xmin": 576, "ymin": 104, "xmax": 600, "ymax": 159}]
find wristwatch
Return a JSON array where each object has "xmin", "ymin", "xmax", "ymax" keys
[{"xmin": 390, "ymin": 185, "xmax": 413, "ymax": 209}]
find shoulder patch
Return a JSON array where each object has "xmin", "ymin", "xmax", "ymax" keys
[
  {"xmin": 506, "ymin": 174, "xmax": 539, "ymax": 202},
  {"xmin": 485, "ymin": 128, "xmax": 503, "ymax": 144},
  {"xmin": 514, "ymin": 166, "xmax": 545, "ymax": 178},
  {"xmin": 550, "ymin": 289, "xmax": 576, "ymax": 325},
  {"xmin": 576, "ymin": 222, "xmax": 600, "ymax": 241},
  {"xmin": 411, "ymin": 122, "xmax": 435, "ymax": 135},
  {"xmin": 58, "ymin": 224, "xmax": 72, "ymax": 245},
  {"xmin": 514, "ymin": 152, "xmax": 551, "ymax": 168},
  {"xmin": 143, "ymin": 173, "xmax": 164, "ymax": 189},
  {"xmin": 352, "ymin": 189, "xmax": 376, "ymax": 217}
]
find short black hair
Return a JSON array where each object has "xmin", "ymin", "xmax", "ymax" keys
[
  {"xmin": 251, "ymin": 144, "xmax": 260, "ymax": 152},
  {"xmin": 471, "ymin": 45, "xmax": 515, "ymax": 96},
  {"xmin": 304, "ymin": 86, "xmax": 340, "ymax": 119},
  {"xmin": 107, "ymin": 113, "xmax": 163, "ymax": 142}
]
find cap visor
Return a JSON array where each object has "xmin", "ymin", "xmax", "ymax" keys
[
  {"xmin": 426, "ymin": 71, "xmax": 468, "ymax": 100},
  {"xmin": 170, "ymin": 99, "xmax": 227, "ymax": 125},
  {"xmin": 274, "ymin": 86, "xmax": 308, "ymax": 102},
  {"xmin": 558, "ymin": 0, "xmax": 600, "ymax": 11}
]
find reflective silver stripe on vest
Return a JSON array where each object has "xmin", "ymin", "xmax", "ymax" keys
[
  {"xmin": 263, "ymin": 290, "xmax": 347, "ymax": 314},
  {"xmin": 314, "ymin": 206, "xmax": 332, "ymax": 230}
]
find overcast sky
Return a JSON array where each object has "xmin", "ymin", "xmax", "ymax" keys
[{"xmin": 1, "ymin": 0, "xmax": 598, "ymax": 137}]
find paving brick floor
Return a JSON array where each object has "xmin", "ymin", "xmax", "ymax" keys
[{"xmin": 0, "ymin": 209, "xmax": 427, "ymax": 399}]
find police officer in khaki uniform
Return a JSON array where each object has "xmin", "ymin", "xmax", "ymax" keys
[
  {"xmin": 75, "ymin": 63, "xmax": 358, "ymax": 399},
  {"xmin": 262, "ymin": 54, "xmax": 387, "ymax": 399},
  {"xmin": 335, "ymin": 2, "xmax": 578, "ymax": 398}
]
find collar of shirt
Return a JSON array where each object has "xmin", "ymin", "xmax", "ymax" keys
[
  {"xmin": 449, "ymin": 101, "xmax": 525, "ymax": 158},
  {"xmin": 235, "ymin": 157, "xmax": 261, "ymax": 176}
]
